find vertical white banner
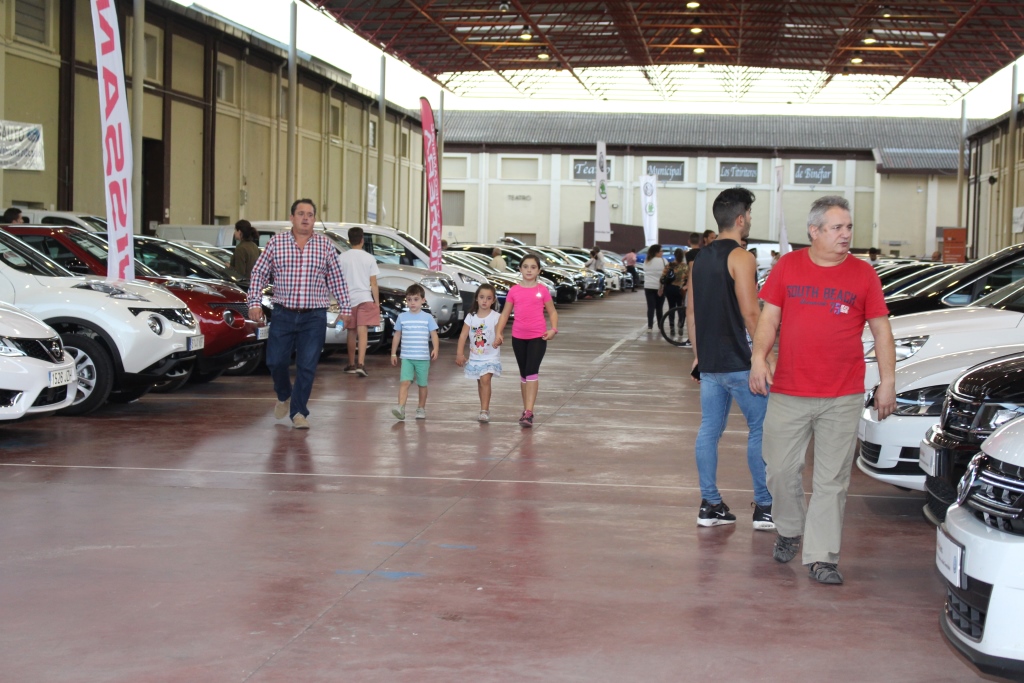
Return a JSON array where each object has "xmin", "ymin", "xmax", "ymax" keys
[
  {"xmin": 775, "ymin": 165, "xmax": 792, "ymax": 255},
  {"xmin": 91, "ymin": 0, "xmax": 135, "ymax": 281},
  {"xmin": 640, "ymin": 174, "xmax": 658, "ymax": 246},
  {"xmin": 593, "ymin": 141, "xmax": 611, "ymax": 242}
]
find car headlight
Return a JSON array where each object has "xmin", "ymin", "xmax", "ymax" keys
[
  {"xmin": 147, "ymin": 314, "xmax": 163, "ymax": 335},
  {"xmin": 74, "ymin": 281, "xmax": 149, "ymax": 301},
  {"xmin": 892, "ymin": 385, "xmax": 947, "ymax": 416},
  {"xmin": 865, "ymin": 335, "xmax": 928, "ymax": 363},
  {"xmin": 164, "ymin": 280, "xmax": 224, "ymax": 297},
  {"xmin": 420, "ymin": 276, "xmax": 448, "ymax": 294},
  {"xmin": 0, "ymin": 337, "xmax": 26, "ymax": 357},
  {"xmin": 976, "ymin": 403, "xmax": 1024, "ymax": 432},
  {"xmin": 459, "ymin": 272, "xmax": 484, "ymax": 288}
]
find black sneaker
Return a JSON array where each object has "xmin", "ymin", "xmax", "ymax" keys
[
  {"xmin": 773, "ymin": 534, "xmax": 802, "ymax": 563},
  {"xmin": 697, "ymin": 499, "xmax": 736, "ymax": 527},
  {"xmin": 752, "ymin": 502, "xmax": 776, "ymax": 531}
]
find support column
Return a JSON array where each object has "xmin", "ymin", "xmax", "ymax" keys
[
  {"xmin": 549, "ymin": 154, "xmax": 561, "ymax": 245},
  {"xmin": 376, "ymin": 55, "xmax": 385, "ymax": 225},
  {"xmin": 768, "ymin": 157, "xmax": 781, "ymax": 240},
  {"xmin": 1004, "ymin": 64, "xmax": 1019, "ymax": 251},
  {"xmin": 477, "ymin": 152, "xmax": 489, "ymax": 243},
  {"xmin": 624, "ymin": 154, "xmax": 634, "ymax": 226},
  {"xmin": 925, "ymin": 175, "xmax": 939, "ymax": 257},
  {"xmin": 132, "ymin": 0, "xmax": 144, "ymax": 233},
  {"xmin": 286, "ymin": 1, "xmax": 297, "ymax": 204}
]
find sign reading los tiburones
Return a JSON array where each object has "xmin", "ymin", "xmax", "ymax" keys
[
  {"xmin": 646, "ymin": 161, "xmax": 684, "ymax": 182},
  {"xmin": 719, "ymin": 162, "xmax": 758, "ymax": 183},
  {"xmin": 794, "ymin": 163, "xmax": 834, "ymax": 185},
  {"xmin": 574, "ymin": 158, "xmax": 613, "ymax": 180}
]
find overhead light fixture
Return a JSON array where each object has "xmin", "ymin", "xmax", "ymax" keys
[
  {"xmin": 686, "ymin": 1, "xmax": 700, "ymax": 7},
  {"xmin": 537, "ymin": 52, "xmax": 550, "ymax": 60},
  {"xmin": 693, "ymin": 47, "xmax": 705, "ymax": 54},
  {"xmin": 690, "ymin": 26, "xmax": 703, "ymax": 34},
  {"xmin": 498, "ymin": 1, "xmax": 510, "ymax": 11},
  {"xmin": 862, "ymin": 30, "xmax": 877, "ymax": 44},
  {"xmin": 520, "ymin": 30, "xmax": 532, "ymax": 41},
  {"xmin": 851, "ymin": 56, "xmax": 863, "ymax": 64},
  {"xmin": 883, "ymin": 12, "xmax": 891, "ymax": 18}
]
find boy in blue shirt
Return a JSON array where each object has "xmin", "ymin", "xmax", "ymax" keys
[{"xmin": 391, "ymin": 284, "xmax": 439, "ymax": 420}]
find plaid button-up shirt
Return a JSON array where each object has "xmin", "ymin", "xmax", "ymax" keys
[{"xmin": 247, "ymin": 231, "xmax": 351, "ymax": 314}]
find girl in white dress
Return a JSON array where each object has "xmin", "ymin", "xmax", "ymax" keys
[{"xmin": 455, "ymin": 284, "xmax": 502, "ymax": 422}]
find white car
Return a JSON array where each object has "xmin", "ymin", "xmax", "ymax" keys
[
  {"xmin": 863, "ymin": 306, "xmax": 1024, "ymax": 391},
  {"xmin": 0, "ymin": 232, "xmax": 202, "ymax": 415},
  {"xmin": 857, "ymin": 344, "xmax": 1024, "ymax": 491},
  {"xmin": 937, "ymin": 415, "xmax": 1024, "ymax": 679},
  {"xmin": 0, "ymin": 302, "xmax": 77, "ymax": 419},
  {"xmin": 15, "ymin": 210, "xmax": 107, "ymax": 232}
]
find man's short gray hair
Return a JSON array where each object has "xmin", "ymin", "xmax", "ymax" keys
[{"xmin": 807, "ymin": 195, "xmax": 851, "ymax": 240}]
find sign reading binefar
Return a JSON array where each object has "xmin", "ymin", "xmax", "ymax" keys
[
  {"xmin": 0, "ymin": 121, "xmax": 44, "ymax": 171},
  {"xmin": 794, "ymin": 163, "xmax": 834, "ymax": 185},
  {"xmin": 90, "ymin": 0, "xmax": 135, "ymax": 282}
]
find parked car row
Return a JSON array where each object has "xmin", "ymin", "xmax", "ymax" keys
[{"xmin": 849, "ymin": 246, "xmax": 1024, "ymax": 678}]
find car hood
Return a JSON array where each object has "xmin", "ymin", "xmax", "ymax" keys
[
  {"xmin": 894, "ymin": 344, "xmax": 1024, "ymax": 392},
  {"xmin": 981, "ymin": 415, "xmax": 1024, "ymax": 464},
  {"xmin": 37, "ymin": 275, "xmax": 189, "ymax": 309},
  {"xmin": 0, "ymin": 301, "xmax": 56, "ymax": 339},
  {"xmin": 864, "ymin": 307, "xmax": 1024, "ymax": 342},
  {"xmin": 951, "ymin": 351, "xmax": 1024, "ymax": 403},
  {"xmin": 157, "ymin": 277, "xmax": 246, "ymax": 301}
]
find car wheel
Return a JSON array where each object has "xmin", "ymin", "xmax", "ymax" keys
[
  {"xmin": 57, "ymin": 334, "xmax": 115, "ymax": 416},
  {"xmin": 438, "ymin": 320, "xmax": 463, "ymax": 339},
  {"xmin": 106, "ymin": 385, "xmax": 152, "ymax": 404},
  {"xmin": 149, "ymin": 365, "xmax": 193, "ymax": 393},
  {"xmin": 224, "ymin": 350, "xmax": 263, "ymax": 376}
]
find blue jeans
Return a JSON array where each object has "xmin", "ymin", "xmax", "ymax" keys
[
  {"xmin": 694, "ymin": 370, "xmax": 771, "ymax": 506},
  {"xmin": 265, "ymin": 306, "xmax": 326, "ymax": 419}
]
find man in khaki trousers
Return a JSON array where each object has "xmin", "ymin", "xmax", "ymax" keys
[{"xmin": 749, "ymin": 195, "xmax": 896, "ymax": 585}]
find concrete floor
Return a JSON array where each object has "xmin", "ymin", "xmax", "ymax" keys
[{"xmin": 0, "ymin": 292, "xmax": 990, "ymax": 682}]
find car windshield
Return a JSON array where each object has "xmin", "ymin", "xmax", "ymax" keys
[
  {"xmin": 81, "ymin": 216, "xmax": 108, "ymax": 231},
  {"xmin": 322, "ymin": 231, "xmax": 351, "ymax": 253},
  {"xmin": 0, "ymin": 232, "xmax": 74, "ymax": 277},
  {"xmin": 121, "ymin": 236, "xmax": 246, "ymax": 284},
  {"xmin": 72, "ymin": 232, "xmax": 162, "ymax": 277},
  {"xmin": 911, "ymin": 248, "xmax": 1024, "ymax": 297},
  {"xmin": 974, "ymin": 278, "xmax": 1024, "ymax": 313},
  {"xmin": 445, "ymin": 252, "xmax": 498, "ymax": 276},
  {"xmin": 396, "ymin": 229, "xmax": 431, "ymax": 256}
]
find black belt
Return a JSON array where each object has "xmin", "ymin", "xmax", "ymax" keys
[{"xmin": 277, "ymin": 305, "xmax": 321, "ymax": 314}]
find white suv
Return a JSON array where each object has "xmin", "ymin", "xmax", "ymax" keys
[
  {"xmin": 0, "ymin": 232, "xmax": 202, "ymax": 415},
  {"xmin": 0, "ymin": 302, "xmax": 77, "ymax": 419},
  {"xmin": 937, "ymin": 415, "xmax": 1024, "ymax": 679}
]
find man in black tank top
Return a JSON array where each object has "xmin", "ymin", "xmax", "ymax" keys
[{"xmin": 685, "ymin": 188, "xmax": 775, "ymax": 531}]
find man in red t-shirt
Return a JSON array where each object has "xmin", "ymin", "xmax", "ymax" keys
[{"xmin": 749, "ymin": 195, "xmax": 896, "ymax": 586}]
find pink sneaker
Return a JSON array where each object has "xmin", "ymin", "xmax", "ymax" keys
[{"xmin": 518, "ymin": 410, "xmax": 534, "ymax": 428}]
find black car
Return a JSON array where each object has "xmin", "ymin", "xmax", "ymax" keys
[
  {"xmin": 886, "ymin": 244, "xmax": 1024, "ymax": 317},
  {"xmin": 920, "ymin": 350, "xmax": 1024, "ymax": 524},
  {"xmin": 448, "ymin": 244, "xmax": 580, "ymax": 303}
]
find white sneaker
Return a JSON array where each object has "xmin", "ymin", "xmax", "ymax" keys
[
  {"xmin": 274, "ymin": 399, "xmax": 289, "ymax": 420},
  {"xmin": 478, "ymin": 410, "xmax": 490, "ymax": 423},
  {"xmin": 415, "ymin": 407, "xmax": 427, "ymax": 420}
]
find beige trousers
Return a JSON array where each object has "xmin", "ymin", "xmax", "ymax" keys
[{"xmin": 762, "ymin": 392, "xmax": 863, "ymax": 565}]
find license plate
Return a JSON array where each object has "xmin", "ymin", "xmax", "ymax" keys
[
  {"xmin": 49, "ymin": 368, "xmax": 75, "ymax": 388},
  {"xmin": 935, "ymin": 526, "xmax": 964, "ymax": 589},
  {"xmin": 256, "ymin": 326, "xmax": 269, "ymax": 340},
  {"xmin": 187, "ymin": 335, "xmax": 205, "ymax": 351},
  {"xmin": 920, "ymin": 440, "xmax": 937, "ymax": 476}
]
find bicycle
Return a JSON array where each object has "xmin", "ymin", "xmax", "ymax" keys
[{"xmin": 659, "ymin": 305, "xmax": 691, "ymax": 347}]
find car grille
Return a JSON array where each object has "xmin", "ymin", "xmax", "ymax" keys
[
  {"xmin": 964, "ymin": 456, "xmax": 1024, "ymax": 535},
  {"xmin": 209, "ymin": 302, "xmax": 249, "ymax": 318},
  {"xmin": 945, "ymin": 577, "xmax": 992, "ymax": 641},
  {"xmin": 941, "ymin": 393, "xmax": 982, "ymax": 443},
  {"xmin": 925, "ymin": 475, "xmax": 957, "ymax": 522},
  {"xmin": 13, "ymin": 336, "xmax": 64, "ymax": 364},
  {"xmin": 31, "ymin": 385, "xmax": 68, "ymax": 407},
  {"xmin": 860, "ymin": 441, "xmax": 882, "ymax": 465}
]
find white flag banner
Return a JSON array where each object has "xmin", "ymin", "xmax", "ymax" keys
[
  {"xmin": 775, "ymin": 165, "xmax": 792, "ymax": 255},
  {"xmin": 91, "ymin": 0, "xmax": 135, "ymax": 281},
  {"xmin": 640, "ymin": 174, "xmax": 658, "ymax": 246},
  {"xmin": 593, "ymin": 141, "xmax": 611, "ymax": 242},
  {"xmin": 0, "ymin": 121, "xmax": 44, "ymax": 170}
]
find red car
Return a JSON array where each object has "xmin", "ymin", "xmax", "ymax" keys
[{"xmin": 2, "ymin": 225, "xmax": 266, "ymax": 384}]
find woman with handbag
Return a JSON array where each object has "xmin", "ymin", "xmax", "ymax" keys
[
  {"xmin": 643, "ymin": 244, "xmax": 666, "ymax": 330},
  {"xmin": 662, "ymin": 248, "xmax": 688, "ymax": 341}
]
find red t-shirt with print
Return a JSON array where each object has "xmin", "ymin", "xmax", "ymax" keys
[{"xmin": 759, "ymin": 249, "xmax": 888, "ymax": 398}]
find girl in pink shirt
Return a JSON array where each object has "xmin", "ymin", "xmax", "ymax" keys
[{"xmin": 494, "ymin": 254, "xmax": 559, "ymax": 428}]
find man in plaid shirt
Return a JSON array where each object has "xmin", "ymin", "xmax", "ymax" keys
[{"xmin": 247, "ymin": 198, "xmax": 351, "ymax": 429}]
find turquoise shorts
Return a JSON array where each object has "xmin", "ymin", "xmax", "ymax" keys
[{"xmin": 400, "ymin": 358, "xmax": 430, "ymax": 386}]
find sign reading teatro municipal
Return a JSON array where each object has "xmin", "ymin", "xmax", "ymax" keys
[
  {"xmin": 794, "ymin": 162, "xmax": 834, "ymax": 185},
  {"xmin": 646, "ymin": 160, "xmax": 684, "ymax": 182},
  {"xmin": 719, "ymin": 162, "xmax": 758, "ymax": 183},
  {"xmin": 574, "ymin": 157, "xmax": 613, "ymax": 180}
]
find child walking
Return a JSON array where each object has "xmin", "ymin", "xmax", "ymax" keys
[
  {"xmin": 391, "ymin": 284, "xmax": 439, "ymax": 421},
  {"xmin": 456, "ymin": 284, "xmax": 502, "ymax": 423},
  {"xmin": 494, "ymin": 254, "xmax": 558, "ymax": 428}
]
